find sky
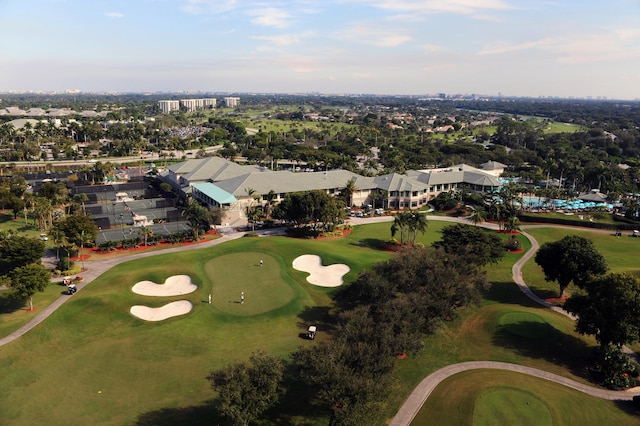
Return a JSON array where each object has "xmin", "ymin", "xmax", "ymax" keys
[{"xmin": 1, "ymin": 0, "xmax": 639, "ymax": 99}]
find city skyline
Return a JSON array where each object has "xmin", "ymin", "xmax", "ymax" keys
[{"xmin": 1, "ymin": 0, "xmax": 639, "ymax": 100}]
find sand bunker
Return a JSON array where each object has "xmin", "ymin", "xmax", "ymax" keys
[
  {"xmin": 132, "ymin": 275, "xmax": 197, "ymax": 297},
  {"xmin": 130, "ymin": 301, "xmax": 193, "ymax": 321},
  {"xmin": 292, "ymin": 255, "xmax": 350, "ymax": 287}
]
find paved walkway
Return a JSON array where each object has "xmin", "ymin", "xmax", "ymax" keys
[
  {"xmin": 0, "ymin": 229, "xmax": 252, "ymax": 347},
  {"xmin": 2, "ymin": 216, "xmax": 637, "ymax": 424},
  {"xmin": 390, "ymin": 220, "xmax": 640, "ymax": 425}
]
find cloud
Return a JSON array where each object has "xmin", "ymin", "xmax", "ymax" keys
[
  {"xmin": 252, "ymin": 34, "xmax": 302, "ymax": 46},
  {"xmin": 180, "ymin": 0, "xmax": 239, "ymax": 15},
  {"xmin": 248, "ymin": 7, "xmax": 291, "ymax": 28},
  {"xmin": 104, "ymin": 12, "xmax": 124, "ymax": 19},
  {"xmin": 338, "ymin": 22, "xmax": 412, "ymax": 47},
  {"xmin": 479, "ymin": 27, "xmax": 640, "ymax": 64},
  {"xmin": 347, "ymin": 0, "xmax": 512, "ymax": 16}
]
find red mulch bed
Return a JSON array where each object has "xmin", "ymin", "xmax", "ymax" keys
[
  {"xmin": 506, "ymin": 249, "xmax": 525, "ymax": 254},
  {"xmin": 91, "ymin": 230, "xmax": 220, "ymax": 256},
  {"xmin": 545, "ymin": 296, "xmax": 567, "ymax": 304},
  {"xmin": 396, "ymin": 353, "xmax": 408, "ymax": 359}
]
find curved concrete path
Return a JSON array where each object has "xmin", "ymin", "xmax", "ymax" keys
[
  {"xmin": 0, "ymin": 230, "xmax": 251, "ymax": 347},
  {"xmin": 2, "ymin": 216, "xmax": 637, "ymax": 425},
  {"xmin": 390, "ymin": 220, "xmax": 640, "ymax": 425}
]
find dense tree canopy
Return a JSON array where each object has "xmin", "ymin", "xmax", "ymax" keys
[
  {"xmin": 274, "ymin": 190, "xmax": 345, "ymax": 232},
  {"xmin": 207, "ymin": 351, "xmax": 285, "ymax": 426},
  {"xmin": 52, "ymin": 214, "xmax": 99, "ymax": 248},
  {"xmin": 8, "ymin": 263, "xmax": 51, "ymax": 311},
  {"xmin": 434, "ymin": 223, "xmax": 504, "ymax": 266},
  {"xmin": 564, "ymin": 273, "xmax": 640, "ymax": 348},
  {"xmin": 534, "ymin": 235, "xmax": 608, "ymax": 297},
  {"xmin": 0, "ymin": 235, "xmax": 46, "ymax": 275}
]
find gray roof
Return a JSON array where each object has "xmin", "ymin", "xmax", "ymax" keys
[
  {"xmin": 374, "ymin": 173, "xmax": 425, "ymax": 192},
  {"xmin": 168, "ymin": 157, "xmax": 265, "ymax": 185},
  {"xmin": 215, "ymin": 169, "xmax": 375, "ymax": 197},
  {"xmin": 480, "ymin": 160, "xmax": 508, "ymax": 170},
  {"xmin": 168, "ymin": 158, "xmax": 501, "ymax": 197}
]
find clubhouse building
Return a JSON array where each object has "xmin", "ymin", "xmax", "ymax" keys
[{"xmin": 160, "ymin": 157, "xmax": 503, "ymax": 227}]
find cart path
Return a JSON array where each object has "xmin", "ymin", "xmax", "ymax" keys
[
  {"xmin": 390, "ymin": 221, "xmax": 640, "ymax": 425},
  {"xmin": 2, "ymin": 217, "xmax": 637, "ymax": 424},
  {"xmin": 0, "ymin": 230, "xmax": 249, "ymax": 348},
  {"xmin": 389, "ymin": 361, "xmax": 640, "ymax": 426}
]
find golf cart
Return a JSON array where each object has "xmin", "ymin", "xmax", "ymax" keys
[
  {"xmin": 307, "ymin": 325, "xmax": 317, "ymax": 340},
  {"xmin": 66, "ymin": 284, "xmax": 77, "ymax": 295}
]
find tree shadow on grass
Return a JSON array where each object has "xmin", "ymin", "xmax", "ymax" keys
[
  {"xmin": 349, "ymin": 237, "xmax": 386, "ymax": 250},
  {"xmin": 0, "ymin": 292, "xmax": 26, "ymax": 314},
  {"xmin": 134, "ymin": 401, "xmax": 219, "ymax": 426},
  {"xmin": 492, "ymin": 319, "xmax": 594, "ymax": 382},
  {"xmin": 613, "ymin": 400, "xmax": 640, "ymax": 417},
  {"xmin": 296, "ymin": 306, "xmax": 336, "ymax": 335},
  {"xmin": 262, "ymin": 362, "xmax": 330, "ymax": 425},
  {"xmin": 483, "ymin": 281, "xmax": 543, "ymax": 308}
]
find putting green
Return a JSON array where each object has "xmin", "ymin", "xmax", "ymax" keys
[
  {"xmin": 205, "ymin": 252, "xmax": 296, "ymax": 315},
  {"xmin": 474, "ymin": 387, "xmax": 552, "ymax": 425},
  {"xmin": 499, "ymin": 311, "xmax": 552, "ymax": 339}
]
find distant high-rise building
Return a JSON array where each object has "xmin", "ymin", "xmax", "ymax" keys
[
  {"xmin": 158, "ymin": 98, "xmax": 216, "ymax": 113},
  {"xmin": 158, "ymin": 100, "xmax": 180, "ymax": 114},
  {"xmin": 224, "ymin": 97, "xmax": 240, "ymax": 108}
]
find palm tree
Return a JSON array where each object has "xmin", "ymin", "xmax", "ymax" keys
[
  {"xmin": 138, "ymin": 226, "xmax": 153, "ymax": 246},
  {"xmin": 392, "ymin": 211, "xmax": 412, "ymax": 246},
  {"xmin": 264, "ymin": 189, "xmax": 277, "ymax": 220},
  {"xmin": 73, "ymin": 193, "xmax": 89, "ymax": 215},
  {"xmin": 343, "ymin": 178, "xmax": 358, "ymax": 208},
  {"xmin": 409, "ymin": 212, "xmax": 428, "ymax": 244},
  {"xmin": 182, "ymin": 199, "xmax": 212, "ymax": 240},
  {"xmin": 244, "ymin": 188, "xmax": 262, "ymax": 231},
  {"xmin": 467, "ymin": 206, "xmax": 487, "ymax": 226}
]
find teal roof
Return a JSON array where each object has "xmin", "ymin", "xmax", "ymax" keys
[{"xmin": 192, "ymin": 182, "xmax": 238, "ymax": 204}]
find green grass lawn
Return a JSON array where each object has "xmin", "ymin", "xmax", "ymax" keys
[
  {"xmin": 522, "ymin": 226, "xmax": 640, "ymax": 298},
  {"xmin": 416, "ymin": 370, "xmax": 638, "ymax": 426},
  {"xmin": 0, "ymin": 221, "xmax": 638, "ymax": 425}
]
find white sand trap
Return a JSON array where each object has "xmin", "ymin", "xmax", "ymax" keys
[
  {"xmin": 132, "ymin": 275, "xmax": 197, "ymax": 297},
  {"xmin": 130, "ymin": 301, "xmax": 193, "ymax": 321},
  {"xmin": 292, "ymin": 254, "xmax": 350, "ymax": 287}
]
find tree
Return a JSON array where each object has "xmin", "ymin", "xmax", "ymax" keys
[
  {"xmin": 564, "ymin": 273, "xmax": 640, "ymax": 348},
  {"xmin": 534, "ymin": 235, "xmax": 608, "ymax": 298},
  {"xmin": 274, "ymin": 190, "xmax": 344, "ymax": 233},
  {"xmin": 53, "ymin": 214, "xmax": 98, "ymax": 253},
  {"xmin": 408, "ymin": 212, "xmax": 428, "ymax": 245},
  {"xmin": 138, "ymin": 226, "xmax": 153, "ymax": 246},
  {"xmin": 342, "ymin": 178, "xmax": 358, "ymax": 208},
  {"xmin": 467, "ymin": 206, "xmax": 487, "ymax": 226},
  {"xmin": 292, "ymin": 339, "xmax": 393, "ymax": 426},
  {"xmin": 8, "ymin": 263, "xmax": 51, "ymax": 311},
  {"xmin": 244, "ymin": 187, "xmax": 262, "ymax": 231},
  {"xmin": 434, "ymin": 223, "xmax": 504, "ymax": 266},
  {"xmin": 182, "ymin": 199, "xmax": 212, "ymax": 240},
  {"xmin": 207, "ymin": 351, "xmax": 285, "ymax": 426},
  {"xmin": 73, "ymin": 193, "xmax": 89, "ymax": 215},
  {"xmin": 0, "ymin": 235, "xmax": 46, "ymax": 276}
]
